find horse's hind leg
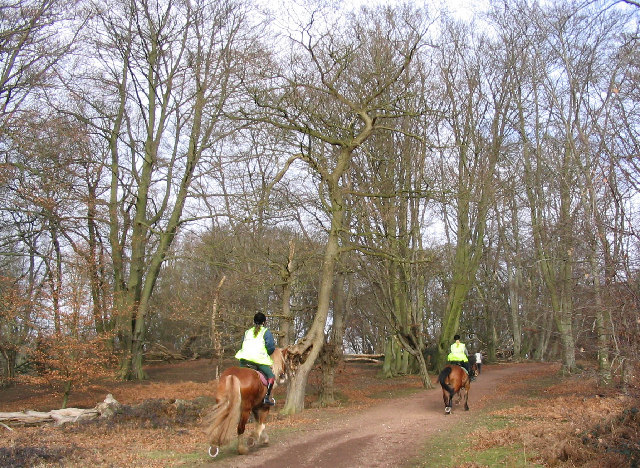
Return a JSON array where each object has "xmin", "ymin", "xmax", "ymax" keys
[
  {"xmin": 443, "ymin": 389, "xmax": 453, "ymax": 414},
  {"xmin": 237, "ymin": 434, "xmax": 248, "ymax": 455},
  {"xmin": 237, "ymin": 410, "xmax": 251, "ymax": 455}
]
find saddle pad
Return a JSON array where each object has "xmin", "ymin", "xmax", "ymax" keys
[
  {"xmin": 240, "ymin": 361, "xmax": 268, "ymax": 386},
  {"xmin": 254, "ymin": 370, "xmax": 268, "ymax": 387}
]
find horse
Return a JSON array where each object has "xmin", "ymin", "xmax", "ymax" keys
[
  {"xmin": 437, "ymin": 364, "xmax": 470, "ymax": 414},
  {"xmin": 204, "ymin": 348, "xmax": 289, "ymax": 457},
  {"xmin": 470, "ymin": 361, "xmax": 479, "ymax": 378}
]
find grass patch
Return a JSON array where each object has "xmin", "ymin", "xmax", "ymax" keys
[
  {"xmin": 464, "ymin": 443, "xmax": 543, "ymax": 467},
  {"xmin": 408, "ymin": 397, "xmax": 544, "ymax": 467},
  {"xmin": 409, "ymin": 414, "xmax": 544, "ymax": 468},
  {"xmin": 408, "ymin": 423, "xmax": 467, "ymax": 468}
]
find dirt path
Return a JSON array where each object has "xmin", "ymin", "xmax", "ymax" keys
[{"xmin": 206, "ymin": 362, "xmax": 553, "ymax": 468}]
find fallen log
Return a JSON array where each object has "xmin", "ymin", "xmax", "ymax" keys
[
  {"xmin": 343, "ymin": 353, "xmax": 385, "ymax": 363},
  {"xmin": 144, "ymin": 343, "xmax": 186, "ymax": 362},
  {"xmin": 0, "ymin": 394, "xmax": 121, "ymax": 427}
]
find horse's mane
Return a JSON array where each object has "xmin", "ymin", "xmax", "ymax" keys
[{"xmin": 271, "ymin": 348, "xmax": 285, "ymax": 384}]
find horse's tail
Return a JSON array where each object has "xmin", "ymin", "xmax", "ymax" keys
[
  {"xmin": 438, "ymin": 366, "xmax": 455, "ymax": 397},
  {"xmin": 204, "ymin": 374, "xmax": 242, "ymax": 447}
]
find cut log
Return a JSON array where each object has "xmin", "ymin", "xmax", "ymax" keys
[
  {"xmin": 0, "ymin": 394, "xmax": 121, "ymax": 427},
  {"xmin": 144, "ymin": 343, "xmax": 185, "ymax": 362},
  {"xmin": 343, "ymin": 354, "xmax": 384, "ymax": 363}
]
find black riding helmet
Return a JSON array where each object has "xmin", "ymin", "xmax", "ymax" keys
[{"xmin": 253, "ymin": 312, "xmax": 266, "ymax": 325}]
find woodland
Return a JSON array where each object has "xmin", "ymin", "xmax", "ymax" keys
[{"xmin": 1, "ymin": 0, "xmax": 639, "ymax": 416}]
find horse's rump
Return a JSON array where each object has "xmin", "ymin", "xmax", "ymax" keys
[
  {"xmin": 438, "ymin": 366, "xmax": 455, "ymax": 395},
  {"xmin": 438, "ymin": 366, "xmax": 453, "ymax": 385}
]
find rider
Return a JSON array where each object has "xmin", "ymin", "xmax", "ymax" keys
[
  {"xmin": 474, "ymin": 350, "xmax": 483, "ymax": 375},
  {"xmin": 447, "ymin": 334, "xmax": 474, "ymax": 381},
  {"xmin": 235, "ymin": 312, "xmax": 277, "ymax": 406}
]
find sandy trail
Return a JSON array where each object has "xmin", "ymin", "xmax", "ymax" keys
[{"xmin": 206, "ymin": 362, "xmax": 552, "ymax": 468}]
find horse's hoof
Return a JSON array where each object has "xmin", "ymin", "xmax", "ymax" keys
[
  {"xmin": 208, "ymin": 446, "xmax": 219, "ymax": 458},
  {"xmin": 445, "ymin": 407, "xmax": 451, "ymax": 414}
]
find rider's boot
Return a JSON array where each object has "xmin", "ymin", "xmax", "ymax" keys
[{"xmin": 263, "ymin": 378, "xmax": 275, "ymax": 406}]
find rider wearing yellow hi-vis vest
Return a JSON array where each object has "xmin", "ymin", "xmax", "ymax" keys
[
  {"xmin": 447, "ymin": 334, "xmax": 474, "ymax": 381},
  {"xmin": 236, "ymin": 312, "xmax": 277, "ymax": 405}
]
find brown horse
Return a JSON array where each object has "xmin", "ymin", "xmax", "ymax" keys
[
  {"xmin": 204, "ymin": 348, "xmax": 289, "ymax": 457},
  {"xmin": 438, "ymin": 364, "xmax": 470, "ymax": 414}
]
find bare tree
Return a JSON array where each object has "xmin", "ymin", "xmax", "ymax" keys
[
  {"xmin": 0, "ymin": 0, "xmax": 78, "ymax": 129},
  {"xmin": 243, "ymin": 5, "xmax": 428, "ymax": 414},
  {"xmin": 349, "ymin": 115, "xmax": 436, "ymax": 388},
  {"xmin": 62, "ymin": 0, "xmax": 260, "ymax": 379},
  {"xmin": 0, "ymin": 0, "xmax": 82, "ymax": 379},
  {"xmin": 432, "ymin": 18, "xmax": 515, "ymax": 370}
]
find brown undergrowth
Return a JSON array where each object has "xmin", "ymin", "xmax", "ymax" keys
[
  {"xmin": 0, "ymin": 360, "xmax": 419, "ymax": 467},
  {"xmin": 1, "ymin": 359, "xmax": 638, "ymax": 467},
  {"xmin": 470, "ymin": 364, "xmax": 640, "ymax": 467}
]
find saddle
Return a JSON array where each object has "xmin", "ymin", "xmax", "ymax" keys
[
  {"xmin": 449, "ymin": 362, "xmax": 469, "ymax": 375},
  {"xmin": 240, "ymin": 361, "xmax": 269, "ymax": 386}
]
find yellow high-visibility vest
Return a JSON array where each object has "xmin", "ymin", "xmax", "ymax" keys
[
  {"xmin": 235, "ymin": 327, "xmax": 273, "ymax": 366},
  {"xmin": 447, "ymin": 342, "xmax": 468, "ymax": 362}
]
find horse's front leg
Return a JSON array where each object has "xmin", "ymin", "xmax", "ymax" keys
[
  {"xmin": 463, "ymin": 383, "xmax": 470, "ymax": 411},
  {"xmin": 257, "ymin": 408, "xmax": 270, "ymax": 445},
  {"xmin": 250, "ymin": 408, "xmax": 270, "ymax": 446}
]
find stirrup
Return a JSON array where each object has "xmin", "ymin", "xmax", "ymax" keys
[{"xmin": 263, "ymin": 396, "xmax": 275, "ymax": 406}]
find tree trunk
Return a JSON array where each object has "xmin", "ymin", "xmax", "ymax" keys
[
  {"xmin": 281, "ymin": 174, "xmax": 346, "ymax": 415},
  {"xmin": 487, "ymin": 304, "xmax": 498, "ymax": 362},
  {"xmin": 279, "ymin": 240, "xmax": 296, "ymax": 347},
  {"xmin": 507, "ymin": 264, "xmax": 523, "ymax": 361},
  {"xmin": 61, "ymin": 381, "xmax": 71, "ymax": 409},
  {"xmin": 317, "ymin": 271, "xmax": 349, "ymax": 407},
  {"xmin": 381, "ymin": 337, "xmax": 395, "ymax": 378},
  {"xmin": 437, "ymin": 271, "xmax": 473, "ymax": 370},
  {"xmin": 210, "ymin": 276, "xmax": 226, "ymax": 379},
  {"xmin": 533, "ymin": 309, "xmax": 553, "ymax": 361},
  {"xmin": 396, "ymin": 334, "xmax": 434, "ymax": 389}
]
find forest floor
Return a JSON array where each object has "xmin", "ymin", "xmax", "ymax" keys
[{"xmin": 0, "ymin": 358, "xmax": 638, "ymax": 467}]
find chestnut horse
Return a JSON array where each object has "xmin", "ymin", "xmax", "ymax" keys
[
  {"xmin": 438, "ymin": 364, "xmax": 470, "ymax": 414},
  {"xmin": 205, "ymin": 348, "xmax": 289, "ymax": 457}
]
